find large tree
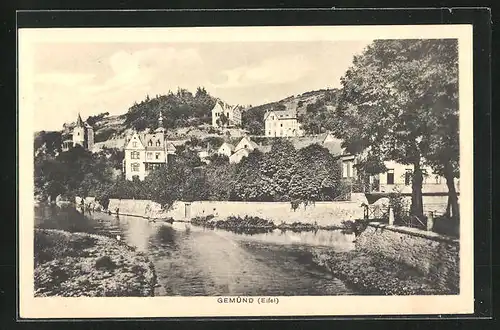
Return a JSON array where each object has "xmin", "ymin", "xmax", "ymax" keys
[{"xmin": 334, "ymin": 39, "xmax": 459, "ymax": 219}]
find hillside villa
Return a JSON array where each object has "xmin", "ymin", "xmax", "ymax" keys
[
  {"xmin": 264, "ymin": 109, "xmax": 304, "ymax": 137},
  {"xmin": 61, "ymin": 113, "xmax": 95, "ymax": 152},
  {"xmin": 211, "ymin": 100, "xmax": 242, "ymax": 128},
  {"xmin": 122, "ymin": 115, "xmax": 177, "ymax": 181}
]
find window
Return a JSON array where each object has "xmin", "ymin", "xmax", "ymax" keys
[
  {"xmin": 435, "ymin": 175, "xmax": 441, "ymax": 184},
  {"xmin": 131, "ymin": 163, "xmax": 140, "ymax": 172},
  {"xmin": 343, "ymin": 161, "xmax": 353, "ymax": 178},
  {"xmin": 156, "ymin": 140, "xmax": 161, "ymax": 146},
  {"xmin": 155, "ymin": 152, "xmax": 160, "ymax": 160},
  {"xmin": 148, "ymin": 140, "xmax": 153, "ymax": 146},
  {"xmin": 405, "ymin": 169, "xmax": 412, "ymax": 185},
  {"xmin": 244, "ymin": 144, "xmax": 248, "ymax": 148},
  {"xmin": 268, "ymin": 131, "xmax": 271, "ymax": 135},
  {"xmin": 147, "ymin": 152, "xmax": 152, "ymax": 160},
  {"xmin": 271, "ymin": 116, "xmax": 274, "ymax": 120},
  {"xmin": 386, "ymin": 169, "xmax": 395, "ymax": 185},
  {"xmin": 131, "ymin": 151, "xmax": 140, "ymax": 159},
  {"xmin": 280, "ymin": 123, "xmax": 283, "ymax": 127},
  {"xmin": 132, "ymin": 141, "xmax": 137, "ymax": 147}
]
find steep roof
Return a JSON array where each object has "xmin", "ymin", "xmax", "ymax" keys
[
  {"xmin": 76, "ymin": 113, "xmax": 85, "ymax": 127},
  {"xmin": 234, "ymin": 136, "xmax": 258, "ymax": 152},
  {"xmin": 218, "ymin": 142, "xmax": 235, "ymax": 151},
  {"xmin": 165, "ymin": 142, "xmax": 177, "ymax": 153},
  {"xmin": 143, "ymin": 133, "xmax": 165, "ymax": 151},
  {"xmin": 287, "ymin": 134, "xmax": 344, "ymax": 156},
  {"xmin": 264, "ymin": 110, "xmax": 297, "ymax": 121}
]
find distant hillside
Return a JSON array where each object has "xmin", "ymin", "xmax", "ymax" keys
[
  {"xmin": 35, "ymin": 87, "xmax": 341, "ymax": 155},
  {"xmin": 242, "ymin": 88, "xmax": 340, "ymax": 135}
]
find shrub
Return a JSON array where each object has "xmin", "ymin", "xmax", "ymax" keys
[{"xmin": 94, "ymin": 255, "xmax": 116, "ymax": 270}]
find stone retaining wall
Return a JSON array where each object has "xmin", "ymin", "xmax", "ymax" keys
[
  {"xmin": 356, "ymin": 222, "xmax": 460, "ymax": 293},
  {"xmin": 107, "ymin": 199, "xmax": 366, "ymax": 226}
]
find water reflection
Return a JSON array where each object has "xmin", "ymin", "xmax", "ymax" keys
[
  {"xmin": 156, "ymin": 225, "xmax": 177, "ymax": 247},
  {"xmin": 35, "ymin": 205, "xmax": 357, "ymax": 296}
]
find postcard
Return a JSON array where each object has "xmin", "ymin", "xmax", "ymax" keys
[{"xmin": 18, "ymin": 23, "xmax": 474, "ymax": 318}]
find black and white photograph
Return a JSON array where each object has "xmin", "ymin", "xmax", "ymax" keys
[{"xmin": 18, "ymin": 24, "xmax": 474, "ymax": 318}]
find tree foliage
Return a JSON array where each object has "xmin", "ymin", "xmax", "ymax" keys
[
  {"xmin": 333, "ymin": 39, "xmax": 459, "ymax": 218},
  {"xmin": 34, "ymin": 145, "xmax": 116, "ymax": 201},
  {"xmin": 124, "ymin": 87, "xmax": 216, "ymax": 131}
]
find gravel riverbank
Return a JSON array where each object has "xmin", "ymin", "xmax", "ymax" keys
[{"xmin": 34, "ymin": 229, "xmax": 157, "ymax": 297}]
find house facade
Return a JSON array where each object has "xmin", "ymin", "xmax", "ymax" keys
[
  {"xmin": 217, "ymin": 142, "xmax": 234, "ymax": 158},
  {"xmin": 123, "ymin": 115, "xmax": 176, "ymax": 181},
  {"xmin": 264, "ymin": 110, "xmax": 304, "ymax": 137},
  {"xmin": 211, "ymin": 100, "xmax": 242, "ymax": 128},
  {"xmin": 62, "ymin": 113, "xmax": 95, "ymax": 152},
  {"xmin": 340, "ymin": 154, "xmax": 459, "ymax": 194}
]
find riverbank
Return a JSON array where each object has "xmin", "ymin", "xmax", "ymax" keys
[
  {"xmin": 34, "ymin": 229, "xmax": 157, "ymax": 297},
  {"xmin": 312, "ymin": 249, "xmax": 457, "ymax": 295}
]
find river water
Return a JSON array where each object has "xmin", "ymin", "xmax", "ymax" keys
[{"xmin": 35, "ymin": 205, "xmax": 360, "ymax": 296}]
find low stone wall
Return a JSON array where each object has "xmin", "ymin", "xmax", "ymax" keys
[
  {"xmin": 107, "ymin": 199, "xmax": 366, "ymax": 226},
  {"xmin": 107, "ymin": 199, "xmax": 164, "ymax": 218},
  {"xmin": 355, "ymin": 222, "xmax": 460, "ymax": 293}
]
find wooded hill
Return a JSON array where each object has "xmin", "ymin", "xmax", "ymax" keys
[{"xmin": 34, "ymin": 87, "xmax": 341, "ymax": 154}]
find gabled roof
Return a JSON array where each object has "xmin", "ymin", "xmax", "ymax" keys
[
  {"xmin": 322, "ymin": 141, "xmax": 343, "ymax": 156},
  {"xmin": 212, "ymin": 100, "xmax": 241, "ymax": 114},
  {"xmin": 165, "ymin": 142, "xmax": 177, "ymax": 152},
  {"xmin": 218, "ymin": 142, "xmax": 234, "ymax": 151},
  {"xmin": 143, "ymin": 133, "xmax": 165, "ymax": 151},
  {"xmin": 76, "ymin": 113, "xmax": 85, "ymax": 127},
  {"xmin": 125, "ymin": 132, "xmax": 145, "ymax": 149},
  {"xmin": 211, "ymin": 101, "xmax": 225, "ymax": 113},
  {"xmin": 229, "ymin": 147, "xmax": 251, "ymax": 159},
  {"xmin": 286, "ymin": 134, "xmax": 344, "ymax": 156},
  {"xmin": 264, "ymin": 110, "xmax": 297, "ymax": 121},
  {"xmin": 234, "ymin": 136, "xmax": 258, "ymax": 152}
]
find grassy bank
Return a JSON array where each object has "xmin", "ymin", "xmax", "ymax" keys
[
  {"xmin": 312, "ymin": 250, "xmax": 456, "ymax": 295},
  {"xmin": 34, "ymin": 229, "xmax": 157, "ymax": 297},
  {"xmin": 190, "ymin": 215, "xmax": 346, "ymax": 234}
]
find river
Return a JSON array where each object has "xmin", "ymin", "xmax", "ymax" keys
[{"xmin": 35, "ymin": 205, "xmax": 361, "ymax": 296}]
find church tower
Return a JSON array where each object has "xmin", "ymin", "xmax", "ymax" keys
[{"xmin": 72, "ymin": 113, "xmax": 86, "ymax": 148}]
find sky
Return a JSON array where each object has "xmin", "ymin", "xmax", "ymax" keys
[{"xmin": 31, "ymin": 40, "xmax": 372, "ymax": 131}]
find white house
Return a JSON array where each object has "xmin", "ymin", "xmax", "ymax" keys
[
  {"xmin": 340, "ymin": 154, "xmax": 459, "ymax": 194},
  {"xmin": 211, "ymin": 100, "xmax": 242, "ymax": 128},
  {"xmin": 264, "ymin": 110, "xmax": 304, "ymax": 137},
  {"xmin": 123, "ymin": 115, "xmax": 176, "ymax": 181},
  {"xmin": 234, "ymin": 136, "xmax": 258, "ymax": 152},
  {"xmin": 217, "ymin": 142, "xmax": 234, "ymax": 158}
]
